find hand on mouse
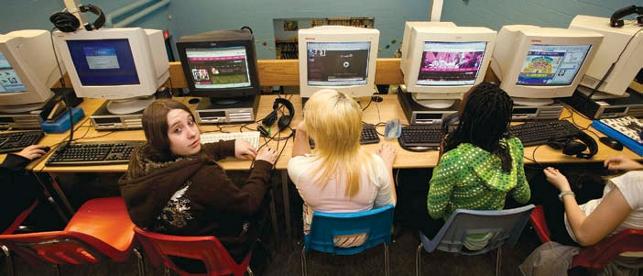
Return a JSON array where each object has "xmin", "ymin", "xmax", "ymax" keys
[
  {"xmin": 377, "ymin": 143, "xmax": 397, "ymax": 168},
  {"xmin": 15, "ymin": 145, "xmax": 48, "ymax": 160},
  {"xmin": 234, "ymin": 140, "xmax": 257, "ymax": 160},
  {"xmin": 604, "ymin": 156, "xmax": 643, "ymax": 171}
]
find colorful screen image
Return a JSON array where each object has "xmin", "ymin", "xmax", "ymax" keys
[
  {"xmin": 67, "ymin": 39, "xmax": 140, "ymax": 86},
  {"xmin": 417, "ymin": 41, "xmax": 486, "ymax": 86},
  {"xmin": 0, "ymin": 52, "xmax": 26, "ymax": 93},
  {"xmin": 307, "ymin": 42, "xmax": 370, "ymax": 86},
  {"xmin": 186, "ymin": 47, "xmax": 251, "ymax": 89},
  {"xmin": 517, "ymin": 44, "xmax": 591, "ymax": 86}
]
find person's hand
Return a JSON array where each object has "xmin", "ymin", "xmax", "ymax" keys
[
  {"xmin": 604, "ymin": 156, "xmax": 643, "ymax": 171},
  {"xmin": 256, "ymin": 147, "xmax": 278, "ymax": 165},
  {"xmin": 377, "ymin": 143, "xmax": 397, "ymax": 168},
  {"xmin": 543, "ymin": 167, "xmax": 572, "ymax": 192},
  {"xmin": 15, "ymin": 145, "xmax": 48, "ymax": 161},
  {"xmin": 235, "ymin": 140, "xmax": 257, "ymax": 160}
]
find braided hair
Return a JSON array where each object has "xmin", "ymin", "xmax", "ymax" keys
[{"xmin": 444, "ymin": 82, "xmax": 514, "ymax": 172}]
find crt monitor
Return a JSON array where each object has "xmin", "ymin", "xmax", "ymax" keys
[
  {"xmin": 400, "ymin": 22, "xmax": 496, "ymax": 108},
  {"xmin": 491, "ymin": 25, "xmax": 603, "ymax": 106},
  {"xmin": 298, "ymin": 26, "xmax": 379, "ymax": 98},
  {"xmin": 53, "ymin": 28, "xmax": 169, "ymax": 114},
  {"xmin": 0, "ymin": 30, "xmax": 59, "ymax": 113},
  {"xmin": 569, "ymin": 15, "xmax": 643, "ymax": 97},
  {"xmin": 176, "ymin": 29, "xmax": 260, "ymax": 105}
]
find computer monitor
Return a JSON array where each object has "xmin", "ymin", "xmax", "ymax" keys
[
  {"xmin": 0, "ymin": 30, "xmax": 58, "ymax": 113},
  {"xmin": 298, "ymin": 26, "xmax": 379, "ymax": 98},
  {"xmin": 569, "ymin": 15, "xmax": 643, "ymax": 97},
  {"xmin": 400, "ymin": 22, "xmax": 496, "ymax": 108},
  {"xmin": 53, "ymin": 28, "xmax": 169, "ymax": 114},
  {"xmin": 491, "ymin": 25, "xmax": 603, "ymax": 106},
  {"xmin": 176, "ymin": 29, "xmax": 260, "ymax": 105}
]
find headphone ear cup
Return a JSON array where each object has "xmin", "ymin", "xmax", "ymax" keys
[
  {"xmin": 278, "ymin": 115, "xmax": 292, "ymax": 131},
  {"xmin": 50, "ymin": 12, "xmax": 80, "ymax": 32},
  {"xmin": 563, "ymin": 140, "xmax": 587, "ymax": 156},
  {"xmin": 262, "ymin": 110, "xmax": 277, "ymax": 126}
]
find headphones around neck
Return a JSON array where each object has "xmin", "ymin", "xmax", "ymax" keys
[
  {"xmin": 50, "ymin": 4, "xmax": 105, "ymax": 33},
  {"xmin": 261, "ymin": 98, "xmax": 295, "ymax": 133},
  {"xmin": 610, "ymin": 5, "xmax": 643, "ymax": 27},
  {"xmin": 547, "ymin": 131, "xmax": 598, "ymax": 159}
]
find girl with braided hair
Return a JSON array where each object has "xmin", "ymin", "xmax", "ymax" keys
[{"xmin": 425, "ymin": 82, "xmax": 531, "ymax": 248}]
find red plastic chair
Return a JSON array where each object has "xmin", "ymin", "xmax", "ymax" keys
[
  {"xmin": 1, "ymin": 200, "xmax": 38, "ymax": 235},
  {"xmin": 530, "ymin": 205, "xmax": 643, "ymax": 269},
  {"xmin": 134, "ymin": 226, "xmax": 253, "ymax": 276},
  {"xmin": 0, "ymin": 197, "xmax": 141, "ymax": 276}
]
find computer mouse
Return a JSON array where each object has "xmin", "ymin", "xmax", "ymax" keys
[
  {"xmin": 599, "ymin": 137, "xmax": 623, "ymax": 151},
  {"xmin": 42, "ymin": 146, "xmax": 50, "ymax": 153},
  {"xmin": 188, "ymin": 98, "xmax": 200, "ymax": 105},
  {"xmin": 384, "ymin": 119, "xmax": 401, "ymax": 140}
]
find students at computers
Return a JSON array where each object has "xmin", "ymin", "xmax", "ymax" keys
[
  {"xmin": 543, "ymin": 156, "xmax": 642, "ymax": 246},
  {"xmin": 288, "ymin": 89, "xmax": 397, "ymax": 247},
  {"xmin": 0, "ymin": 145, "xmax": 48, "ymax": 232},
  {"xmin": 118, "ymin": 99, "xmax": 278, "ymax": 265},
  {"xmin": 426, "ymin": 82, "xmax": 531, "ymax": 242}
]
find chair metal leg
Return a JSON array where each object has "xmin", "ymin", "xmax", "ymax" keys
[
  {"xmin": 495, "ymin": 247, "xmax": 502, "ymax": 276},
  {"xmin": 2, "ymin": 245, "xmax": 14, "ymax": 276},
  {"xmin": 415, "ymin": 244, "xmax": 423, "ymax": 276},
  {"xmin": 164, "ymin": 266, "xmax": 171, "ymax": 276},
  {"xmin": 133, "ymin": 248, "xmax": 145, "ymax": 276},
  {"xmin": 55, "ymin": 264, "xmax": 61, "ymax": 276},
  {"xmin": 247, "ymin": 266, "xmax": 254, "ymax": 276},
  {"xmin": 300, "ymin": 247, "xmax": 307, "ymax": 276},
  {"xmin": 384, "ymin": 243, "xmax": 390, "ymax": 276}
]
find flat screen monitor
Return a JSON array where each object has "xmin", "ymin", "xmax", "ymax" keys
[
  {"xmin": 54, "ymin": 28, "xmax": 169, "ymax": 114},
  {"xmin": 400, "ymin": 22, "xmax": 496, "ymax": 108},
  {"xmin": 176, "ymin": 29, "xmax": 259, "ymax": 105},
  {"xmin": 570, "ymin": 15, "xmax": 643, "ymax": 97},
  {"xmin": 0, "ymin": 30, "xmax": 58, "ymax": 113},
  {"xmin": 299, "ymin": 26, "xmax": 379, "ymax": 98},
  {"xmin": 491, "ymin": 25, "xmax": 603, "ymax": 106}
]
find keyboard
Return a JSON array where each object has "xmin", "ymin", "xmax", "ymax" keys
[
  {"xmin": 47, "ymin": 141, "xmax": 144, "ymax": 166},
  {"xmin": 310, "ymin": 124, "xmax": 380, "ymax": 148},
  {"xmin": 509, "ymin": 120, "xmax": 582, "ymax": 147},
  {"xmin": 398, "ymin": 124, "xmax": 443, "ymax": 151},
  {"xmin": 0, "ymin": 130, "xmax": 45, "ymax": 154},
  {"xmin": 200, "ymin": 131, "xmax": 260, "ymax": 149}
]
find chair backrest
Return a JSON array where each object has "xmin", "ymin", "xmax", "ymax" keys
[
  {"xmin": 420, "ymin": 204, "xmax": 534, "ymax": 255},
  {"xmin": 133, "ymin": 227, "xmax": 250, "ymax": 276},
  {"xmin": 305, "ymin": 204, "xmax": 395, "ymax": 255},
  {"xmin": 573, "ymin": 228, "xmax": 643, "ymax": 269},
  {"xmin": 0, "ymin": 231, "xmax": 110, "ymax": 266}
]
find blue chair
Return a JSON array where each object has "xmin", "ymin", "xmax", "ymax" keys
[
  {"xmin": 301, "ymin": 204, "xmax": 395, "ymax": 276},
  {"xmin": 415, "ymin": 204, "xmax": 534, "ymax": 276}
]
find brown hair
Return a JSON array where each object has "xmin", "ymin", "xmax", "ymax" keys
[{"xmin": 142, "ymin": 99, "xmax": 195, "ymax": 161}]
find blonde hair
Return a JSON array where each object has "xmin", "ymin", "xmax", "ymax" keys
[{"xmin": 304, "ymin": 89, "xmax": 376, "ymax": 197}]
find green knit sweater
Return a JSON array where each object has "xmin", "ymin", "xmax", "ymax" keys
[{"xmin": 427, "ymin": 137, "xmax": 530, "ymax": 220}]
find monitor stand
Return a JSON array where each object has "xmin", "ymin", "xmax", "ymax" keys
[
  {"xmin": 106, "ymin": 96, "xmax": 155, "ymax": 115},
  {"xmin": 512, "ymin": 97, "xmax": 554, "ymax": 106},
  {"xmin": 411, "ymin": 94, "xmax": 457, "ymax": 109},
  {"xmin": 397, "ymin": 87, "xmax": 459, "ymax": 125},
  {"xmin": 195, "ymin": 95, "xmax": 260, "ymax": 124}
]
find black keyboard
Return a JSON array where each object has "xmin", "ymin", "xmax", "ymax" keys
[
  {"xmin": 46, "ymin": 141, "xmax": 144, "ymax": 166},
  {"xmin": 398, "ymin": 124, "xmax": 443, "ymax": 151},
  {"xmin": 0, "ymin": 130, "xmax": 45, "ymax": 153},
  {"xmin": 509, "ymin": 120, "xmax": 582, "ymax": 147},
  {"xmin": 310, "ymin": 124, "xmax": 380, "ymax": 148}
]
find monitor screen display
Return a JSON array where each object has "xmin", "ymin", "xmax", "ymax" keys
[
  {"xmin": 0, "ymin": 52, "xmax": 26, "ymax": 93},
  {"xmin": 185, "ymin": 46, "xmax": 251, "ymax": 89},
  {"xmin": 67, "ymin": 39, "xmax": 140, "ymax": 86},
  {"xmin": 517, "ymin": 44, "xmax": 591, "ymax": 86},
  {"xmin": 307, "ymin": 42, "xmax": 370, "ymax": 86},
  {"xmin": 417, "ymin": 41, "xmax": 487, "ymax": 86}
]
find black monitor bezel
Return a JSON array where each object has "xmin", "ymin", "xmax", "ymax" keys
[{"xmin": 176, "ymin": 39, "xmax": 260, "ymax": 99}]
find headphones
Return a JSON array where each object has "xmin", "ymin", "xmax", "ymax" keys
[
  {"xmin": 610, "ymin": 5, "xmax": 643, "ymax": 27},
  {"xmin": 261, "ymin": 98, "xmax": 295, "ymax": 133},
  {"xmin": 50, "ymin": 4, "xmax": 105, "ymax": 33},
  {"xmin": 547, "ymin": 131, "xmax": 598, "ymax": 159}
]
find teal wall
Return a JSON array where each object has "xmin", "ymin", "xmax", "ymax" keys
[
  {"xmin": 442, "ymin": 0, "xmax": 639, "ymax": 30},
  {"xmin": 0, "ymin": 0, "xmax": 639, "ymax": 58}
]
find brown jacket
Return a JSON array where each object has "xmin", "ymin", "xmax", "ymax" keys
[{"xmin": 118, "ymin": 140, "xmax": 273, "ymax": 260}]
